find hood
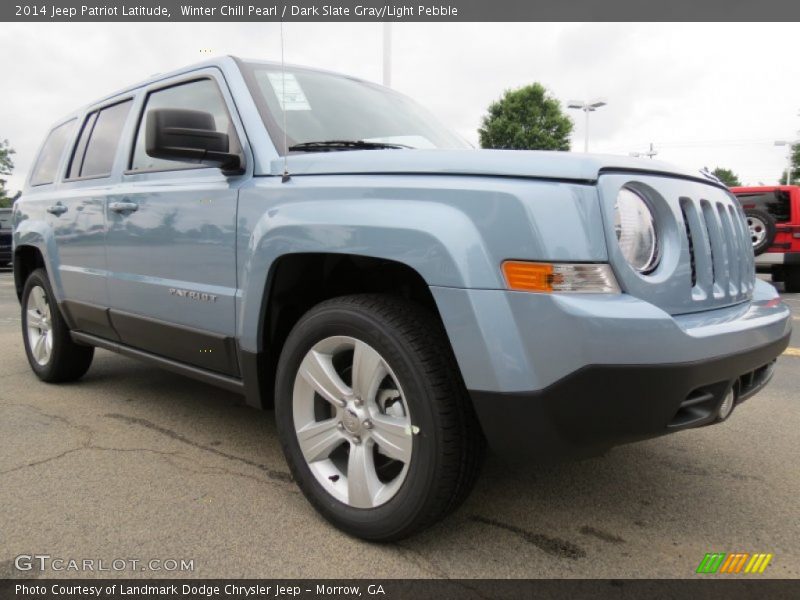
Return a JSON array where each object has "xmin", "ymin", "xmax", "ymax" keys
[{"xmin": 269, "ymin": 149, "xmax": 723, "ymax": 187}]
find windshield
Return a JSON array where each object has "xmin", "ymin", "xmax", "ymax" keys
[{"xmin": 239, "ymin": 61, "xmax": 469, "ymax": 154}]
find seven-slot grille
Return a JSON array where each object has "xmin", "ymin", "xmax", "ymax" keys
[{"xmin": 679, "ymin": 196, "xmax": 755, "ymax": 303}]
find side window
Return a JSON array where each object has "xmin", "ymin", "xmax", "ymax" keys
[
  {"xmin": 68, "ymin": 100, "xmax": 132, "ymax": 179},
  {"xmin": 67, "ymin": 113, "xmax": 97, "ymax": 179},
  {"xmin": 30, "ymin": 120, "xmax": 76, "ymax": 186},
  {"xmin": 130, "ymin": 78, "xmax": 236, "ymax": 172}
]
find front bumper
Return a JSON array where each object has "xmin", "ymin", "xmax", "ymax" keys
[
  {"xmin": 431, "ymin": 278, "xmax": 792, "ymax": 461},
  {"xmin": 470, "ymin": 335, "xmax": 787, "ymax": 461}
]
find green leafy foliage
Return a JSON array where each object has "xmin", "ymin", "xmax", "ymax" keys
[
  {"xmin": 0, "ymin": 139, "xmax": 16, "ymax": 208},
  {"xmin": 711, "ymin": 167, "xmax": 741, "ymax": 188},
  {"xmin": 479, "ymin": 83, "xmax": 574, "ymax": 151},
  {"xmin": 778, "ymin": 143, "xmax": 800, "ymax": 185}
]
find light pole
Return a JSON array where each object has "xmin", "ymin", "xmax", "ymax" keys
[
  {"xmin": 567, "ymin": 99, "xmax": 607, "ymax": 153},
  {"xmin": 775, "ymin": 131, "xmax": 799, "ymax": 185}
]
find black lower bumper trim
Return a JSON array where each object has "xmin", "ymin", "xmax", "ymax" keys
[{"xmin": 469, "ymin": 334, "xmax": 790, "ymax": 462}]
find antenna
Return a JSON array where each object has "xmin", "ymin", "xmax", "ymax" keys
[{"xmin": 280, "ymin": 20, "xmax": 291, "ymax": 183}]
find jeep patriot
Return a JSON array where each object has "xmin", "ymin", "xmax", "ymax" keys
[{"xmin": 12, "ymin": 57, "xmax": 791, "ymax": 540}]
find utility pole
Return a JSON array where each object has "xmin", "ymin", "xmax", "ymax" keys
[
  {"xmin": 382, "ymin": 22, "xmax": 392, "ymax": 87},
  {"xmin": 567, "ymin": 99, "xmax": 607, "ymax": 153},
  {"xmin": 630, "ymin": 143, "xmax": 658, "ymax": 159}
]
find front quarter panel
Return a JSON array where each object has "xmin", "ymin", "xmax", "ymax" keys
[{"xmin": 235, "ymin": 173, "xmax": 607, "ymax": 353}]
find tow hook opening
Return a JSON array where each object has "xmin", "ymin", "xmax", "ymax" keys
[
  {"xmin": 714, "ymin": 388, "xmax": 735, "ymax": 422},
  {"xmin": 668, "ymin": 360, "xmax": 776, "ymax": 430}
]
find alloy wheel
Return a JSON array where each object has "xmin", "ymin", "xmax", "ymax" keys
[
  {"xmin": 292, "ymin": 336, "xmax": 413, "ymax": 508},
  {"xmin": 26, "ymin": 285, "xmax": 53, "ymax": 366}
]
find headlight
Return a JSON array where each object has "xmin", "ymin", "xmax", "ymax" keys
[{"xmin": 614, "ymin": 187, "xmax": 659, "ymax": 273}]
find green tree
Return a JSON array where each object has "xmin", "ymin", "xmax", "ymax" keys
[
  {"xmin": 0, "ymin": 139, "xmax": 16, "ymax": 208},
  {"xmin": 711, "ymin": 167, "xmax": 741, "ymax": 187},
  {"xmin": 778, "ymin": 143, "xmax": 800, "ymax": 185},
  {"xmin": 479, "ymin": 83, "xmax": 574, "ymax": 151}
]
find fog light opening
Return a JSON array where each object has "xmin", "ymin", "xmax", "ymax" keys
[{"xmin": 716, "ymin": 388, "xmax": 735, "ymax": 422}]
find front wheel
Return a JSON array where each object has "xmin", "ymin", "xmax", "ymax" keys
[
  {"xmin": 275, "ymin": 294, "xmax": 484, "ymax": 541},
  {"xmin": 21, "ymin": 268, "xmax": 94, "ymax": 382}
]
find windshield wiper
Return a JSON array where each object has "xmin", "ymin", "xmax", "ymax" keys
[{"xmin": 288, "ymin": 140, "xmax": 412, "ymax": 152}]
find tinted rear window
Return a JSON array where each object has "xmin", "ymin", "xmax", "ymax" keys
[
  {"xmin": 30, "ymin": 120, "xmax": 76, "ymax": 186},
  {"xmin": 0, "ymin": 211, "xmax": 12, "ymax": 229},
  {"xmin": 70, "ymin": 100, "xmax": 132, "ymax": 179},
  {"xmin": 734, "ymin": 191, "xmax": 791, "ymax": 222},
  {"xmin": 67, "ymin": 112, "xmax": 97, "ymax": 179}
]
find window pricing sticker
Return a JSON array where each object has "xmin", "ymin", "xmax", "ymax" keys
[{"xmin": 267, "ymin": 73, "xmax": 311, "ymax": 111}]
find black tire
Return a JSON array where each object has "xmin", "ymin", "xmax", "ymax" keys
[
  {"xmin": 21, "ymin": 268, "xmax": 94, "ymax": 382},
  {"xmin": 785, "ymin": 266, "xmax": 800, "ymax": 293},
  {"xmin": 744, "ymin": 209, "xmax": 776, "ymax": 256},
  {"xmin": 275, "ymin": 294, "xmax": 484, "ymax": 541}
]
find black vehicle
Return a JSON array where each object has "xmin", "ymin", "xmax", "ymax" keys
[{"xmin": 0, "ymin": 208, "xmax": 12, "ymax": 267}]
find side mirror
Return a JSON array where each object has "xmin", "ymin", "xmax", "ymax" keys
[{"xmin": 145, "ymin": 108, "xmax": 242, "ymax": 173}]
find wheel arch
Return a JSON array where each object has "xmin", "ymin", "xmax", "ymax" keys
[
  {"xmin": 239, "ymin": 252, "xmax": 459, "ymax": 410},
  {"xmin": 13, "ymin": 244, "xmax": 47, "ymax": 302}
]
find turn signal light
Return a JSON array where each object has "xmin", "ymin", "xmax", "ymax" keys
[{"xmin": 501, "ymin": 261, "xmax": 621, "ymax": 294}]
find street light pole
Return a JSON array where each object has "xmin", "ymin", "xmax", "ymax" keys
[
  {"xmin": 584, "ymin": 110, "xmax": 590, "ymax": 153},
  {"xmin": 775, "ymin": 133, "xmax": 799, "ymax": 185},
  {"xmin": 567, "ymin": 99, "xmax": 607, "ymax": 153}
]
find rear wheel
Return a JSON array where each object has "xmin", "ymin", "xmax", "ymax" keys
[
  {"xmin": 275, "ymin": 294, "xmax": 484, "ymax": 541},
  {"xmin": 744, "ymin": 209, "xmax": 776, "ymax": 256},
  {"xmin": 21, "ymin": 268, "xmax": 94, "ymax": 382}
]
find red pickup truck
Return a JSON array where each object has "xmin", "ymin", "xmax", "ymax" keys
[{"xmin": 732, "ymin": 185, "xmax": 800, "ymax": 292}]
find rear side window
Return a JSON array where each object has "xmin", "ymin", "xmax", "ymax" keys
[
  {"xmin": 30, "ymin": 120, "xmax": 76, "ymax": 186},
  {"xmin": 734, "ymin": 191, "xmax": 791, "ymax": 222},
  {"xmin": 130, "ymin": 78, "xmax": 235, "ymax": 172},
  {"xmin": 68, "ymin": 100, "xmax": 132, "ymax": 179}
]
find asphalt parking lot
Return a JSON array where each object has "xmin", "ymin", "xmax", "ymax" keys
[{"xmin": 0, "ymin": 269, "xmax": 798, "ymax": 579}]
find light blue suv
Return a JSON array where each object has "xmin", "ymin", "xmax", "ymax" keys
[{"xmin": 12, "ymin": 57, "xmax": 791, "ymax": 540}]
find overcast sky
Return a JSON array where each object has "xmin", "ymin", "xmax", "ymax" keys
[{"xmin": 1, "ymin": 22, "xmax": 798, "ymax": 192}]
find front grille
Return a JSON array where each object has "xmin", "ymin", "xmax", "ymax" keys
[
  {"xmin": 680, "ymin": 204, "xmax": 697, "ymax": 287},
  {"xmin": 599, "ymin": 173, "xmax": 755, "ymax": 315},
  {"xmin": 679, "ymin": 196, "xmax": 754, "ymax": 302}
]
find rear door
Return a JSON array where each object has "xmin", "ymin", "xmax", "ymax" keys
[
  {"xmin": 48, "ymin": 100, "xmax": 134, "ymax": 338},
  {"xmin": 104, "ymin": 70, "xmax": 249, "ymax": 376}
]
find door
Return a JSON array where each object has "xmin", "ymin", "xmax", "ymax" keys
[
  {"xmin": 52, "ymin": 100, "xmax": 134, "ymax": 338},
  {"xmin": 104, "ymin": 72, "xmax": 247, "ymax": 376}
]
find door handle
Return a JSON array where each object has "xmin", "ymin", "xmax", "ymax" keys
[
  {"xmin": 109, "ymin": 201, "xmax": 139, "ymax": 214},
  {"xmin": 46, "ymin": 203, "xmax": 68, "ymax": 216}
]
